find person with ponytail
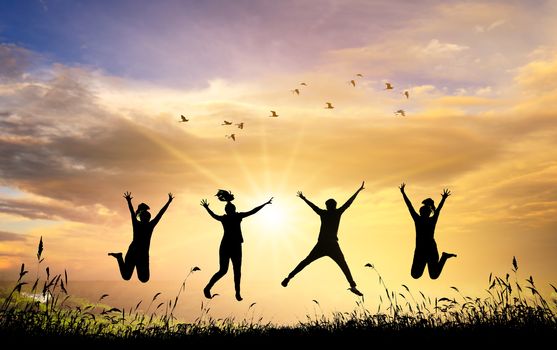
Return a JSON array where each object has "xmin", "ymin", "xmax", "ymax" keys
[
  {"xmin": 399, "ymin": 183, "xmax": 456, "ymax": 279},
  {"xmin": 108, "ymin": 191, "xmax": 174, "ymax": 282},
  {"xmin": 201, "ymin": 190, "xmax": 272, "ymax": 301}
]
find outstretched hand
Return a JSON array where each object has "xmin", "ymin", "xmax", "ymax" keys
[
  {"xmin": 441, "ymin": 188, "xmax": 451, "ymax": 198},
  {"xmin": 358, "ymin": 181, "xmax": 365, "ymax": 191},
  {"xmin": 266, "ymin": 197, "xmax": 274, "ymax": 205},
  {"xmin": 168, "ymin": 193, "xmax": 174, "ymax": 202},
  {"xmin": 200, "ymin": 199, "xmax": 209, "ymax": 208},
  {"xmin": 399, "ymin": 183, "xmax": 406, "ymax": 193},
  {"xmin": 123, "ymin": 191, "xmax": 133, "ymax": 201},
  {"xmin": 296, "ymin": 191, "xmax": 305, "ymax": 200}
]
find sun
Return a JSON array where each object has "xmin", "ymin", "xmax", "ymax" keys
[{"xmin": 258, "ymin": 202, "xmax": 286, "ymax": 228}]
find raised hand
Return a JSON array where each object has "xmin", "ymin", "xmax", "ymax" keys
[
  {"xmin": 399, "ymin": 183, "xmax": 406, "ymax": 193},
  {"xmin": 266, "ymin": 197, "xmax": 274, "ymax": 205},
  {"xmin": 200, "ymin": 199, "xmax": 209, "ymax": 208},
  {"xmin": 358, "ymin": 181, "xmax": 365, "ymax": 191},
  {"xmin": 441, "ymin": 188, "xmax": 451, "ymax": 198},
  {"xmin": 296, "ymin": 191, "xmax": 305, "ymax": 199},
  {"xmin": 168, "ymin": 193, "xmax": 175, "ymax": 202},
  {"xmin": 123, "ymin": 191, "xmax": 133, "ymax": 201}
]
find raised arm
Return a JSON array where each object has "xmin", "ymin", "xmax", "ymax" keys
[
  {"xmin": 123, "ymin": 191, "xmax": 136, "ymax": 222},
  {"xmin": 339, "ymin": 181, "xmax": 365, "ymax": 212},
  {"xmin": 297, "ymin": 191, "xmax": 322, "ymax": 215},
  {"xmin": 241, "ymin": 197, "xmax": 273, "ymax": 218},
  {"xmin": 433, "ymin": 188, "xmax": 451, "ymax": 219},
  {"xmin": 200, "ymin": 199, "xmax": 222, "ymax": 221},
  {"xmin": 151, "ymin": 193, "xmax": 174, "ymax": 226},
  {"xmin": 399, "ymin": 183, "xmax": 418, "ymax": 219}
]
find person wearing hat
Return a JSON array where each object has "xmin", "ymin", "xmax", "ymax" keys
[
  {"xmin": 108, "ymin": 191, "xmax": 174, "ymax": 282},
  {"xmin": 399, "ymin": 183, "xmax": 456, "ymax": 279},
  {"xmin": 201, "ymin": 191, "xmax": 273, "ymax": 301}
]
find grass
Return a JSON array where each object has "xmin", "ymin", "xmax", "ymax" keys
[{"xmin": 1, "ymin": 238, "xmax": 556, "ymax": 345}]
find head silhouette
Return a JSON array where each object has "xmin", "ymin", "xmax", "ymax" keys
[
  {"xmin": 225, "ymin": 202, "xmax": 236, "ymax": 215},
  {"xmin": 419, "ymin": 205, "xmax": 432, "ymax": 218},
  {"xmin": 136, "ymin": 203, "xmax": 151, "ymax": 222},
  {"xmin": 325, "ymin": 199, "xmax": 337, "ymax": 210},
  {"xmin": 422, "ymin": 198, "xmax": 435, "ymax": 212},
  {"xmin": 137, "ymin": 210, "xmax": 151, "ymax": 222}
]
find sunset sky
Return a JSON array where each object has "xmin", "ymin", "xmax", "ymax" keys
[{"xmin": 1, "ymin": 0, "xmax": 557, "ymax": 323}]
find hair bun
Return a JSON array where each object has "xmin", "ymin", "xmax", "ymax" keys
[{"xmin": 215, "ymin": 189, "xmax": 235, "ymax": 202}]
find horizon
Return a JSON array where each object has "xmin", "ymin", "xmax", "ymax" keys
[{"xmin": 1, "ymin": 0, "xmax": 557, "ymax": 324}]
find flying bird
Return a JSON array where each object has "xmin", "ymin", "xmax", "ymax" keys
[
  {"xmin": 349, "ymin": 80, "xmax": 356, "ymax": 87},
  {"xmin": 403, "ymin": 90, "xmax": 409, "ymax": 99},
  {"xmin": 226, "ymin": 134, "xmax": 236, "ymax": 141},
  {"xmin": 179, "ymin": 115, "xmax": 189, "ymax": 122},
  {"xmin": 385, "ymin": 82, "xmax": 394, "ymax": 90},
  {"xmin": 222, "ymin": 120, "xmax": 232, "ymax": 125},
  {"xmin": 235, "ymin": 122, "xmax": 244, "ymax": 129},
  {"xmin": 269, "ymin": 111, "xmax": 279, "ymax": 117},
  {"xmin": 300, "ymin": 82, "xmax": 308, "ymax": 86},
  {"xmin": 395, "ymin": 109, "xmax": 406, "ymax": 117},
  {"xmin": 292, "ymin": 88, "xmax": 300, "ymax": 95},
  {"xmin": 356, "ymin": 73, "xmax": 363, "ymax": 77},
  {"xmin": 325, "ymin": 102, "xmax": 334, "ymax": 109}
]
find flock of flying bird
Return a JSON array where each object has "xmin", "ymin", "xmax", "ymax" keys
[{"xmin": 178, "ymin": 74, "xmax": 410, "ymax": 141}]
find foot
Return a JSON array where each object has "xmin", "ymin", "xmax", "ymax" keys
[
  {"xmin": 348, "ymin": 286, "xmax": 364, "ymax": 297},
  {"xmin": 108, "ymin": 252, "xmax": 122, "ymax": 259},
  {"xmin": 442, "ymin": 252, "xmax": 457, "ymax": 259},
  {"xmin": 281, "ymin": 278, "xmax": 290, "ymax": 287},
  {"xmin": 203, "ymin": 286, "xmax": 213, "ymax": 299},
  {"xmin": 235, "ymin": 292, "xmax": 243, "ymax": 301}
]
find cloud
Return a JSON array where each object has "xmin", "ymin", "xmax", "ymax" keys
[
  {"xmin": 0, "ymin": 230, "xmax": 26, "ymax": 241},
  {"xmin": 475, "ymin": 19, "xmax": 506, "ymax": 33},
  {"xmin": 0, "ymin": 44, "xmax": 34, "ymax": 81},
  {"xmin": 421, "ymin": 39, "xmax": 469, "ymax": 55}
]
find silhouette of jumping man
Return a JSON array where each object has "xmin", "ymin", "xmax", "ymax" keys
[
  {"xmin": 399, "ymin": 183, "xmax": 456, "ymax": 279},
  {"xmin": 108, "ymin": 191, "xmax": 174, "ymax": 283},
  {"xmin": 201, "ymin": 193, "xmax": 273, "ymax": 301},
  {"xmin": 282, "ymin": 182, "xmax": 365, "ymax": 297}
]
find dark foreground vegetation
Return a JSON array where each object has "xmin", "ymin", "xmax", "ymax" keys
[{"xmin": 1, "ymin": 238, "xmax": 556, "ymax": 345}]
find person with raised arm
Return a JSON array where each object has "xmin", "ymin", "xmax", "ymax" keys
[
  {"xmin": 201, "ymin": 193, "xmax": 273, "ymax": 301},
  {"xmin": 399, "ymin": 183, "xmax": 456, "ymax": 279},
  {"xmin": 281, "ymin": 182, "xmax": 365, "ymax": 297},
  {"xmin": 109, "ymin": 191, "xmax": 174, "ymax": 283}
]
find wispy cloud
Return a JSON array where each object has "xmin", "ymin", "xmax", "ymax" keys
[{"xmin": 0, "ymin": 230, "xmax": 26, "ymax": 241}]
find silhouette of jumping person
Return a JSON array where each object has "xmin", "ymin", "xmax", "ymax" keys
[
  {"xmin": 282, "ymin": 182, "xmax": 365, "ymax": 297},
  {"xmin": 399, "ymin": 183, "xmax": 456, "ymax": 279},
  {"xmin": 201, "ymin": 192, "xmax": 273, "ymax": 301},
  {"xmin": 108, "ymin": 191, "xmax": 174, "ymax": 283}
]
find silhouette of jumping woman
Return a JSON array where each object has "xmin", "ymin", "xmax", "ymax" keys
[
  {"xmin": 282, "ymin": 182, "xmax": 365, "ymax": 297},
  {"xmin": 399, "ymin": 183, "xmax": 456, "ymax": 279},
  {"xmin": 201, "ymin": 191, "xmax": 273, "ymax": 301},
  {"xmin": 108, "ymin": 191, "xmax": 174, "ymax": 283}
]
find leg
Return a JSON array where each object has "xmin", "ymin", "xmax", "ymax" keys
[
  {"xmin": 204, "ymin": 242, "xmax": 230, "ymax": 298},
  {"xmin": 427, "ymin": 242, "xmax": 457, "ymax": 279},
  {"xmin": 136, "ymin": 255, "xmax": 150, "ymax": 283},
  {"xmin": 411, "ymin": 249, "xmax": 427, "ymax": 279},
  {"xmin": 230, "ymin": 244, "xmax": 243, "ymax": 301},
  {"xmin": 109, "ymin": 248, "xmax": 135, "ymax": 281},
  {"xmin": 328, "ymin": 243, "xmax": 356, "ymax": 288},
  {"xmin": 328, "ymin": 243, "xmax": 363, "ymax": 296},
  {"xmin": 282, "ymin": 244, "xmax": 326, "ymax": 286}
]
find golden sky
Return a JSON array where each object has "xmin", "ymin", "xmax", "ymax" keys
[{"xmin": 1, "ymin": 0, "xmax": 556, "ymax": 323}]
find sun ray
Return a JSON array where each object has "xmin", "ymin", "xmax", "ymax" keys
[{"xmin": 133, "ymin": 126, "xmax": 225, "ymax": 186}]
